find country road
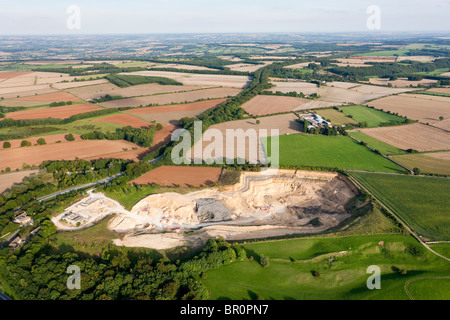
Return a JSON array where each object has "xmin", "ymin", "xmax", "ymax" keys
[{"xmin": 0, "ymin": 291, "xmax": 12, "ymax": 300}]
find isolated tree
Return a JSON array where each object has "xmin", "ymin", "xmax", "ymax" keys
[
  {"xmin": 66, "ymin": 133, "xmax": 75, "ymax": 141},
  {"xmin": 439, "ymin": 116, "xmax": 444, "ymax": 121},
  {"xmin": 259, "ymin": 254, "xmax": 270, "ymax": 268},
  {"xmin": 3, "ymin": 141, "xmax": 11, "ymax": 149},
  {"xmin": 256, "ymin": 119, "xmax": 260, "ymax": 125},
  {"xmin": 20, "ymin": 140, "xmax": 31, "ymax": 147},
  {"xmin": 413, "ymin": 167, "xmax": 421, "ymax": 175},
  {"xmin": 37, "ymin": 138, "xmax": 46, "ymax": 145}
]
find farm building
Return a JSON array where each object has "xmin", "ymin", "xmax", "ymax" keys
[
  {"xmin": 301, "ymin": 113, "xmax": 332, "ymax": 130},
  {"xmin": 13, "ymin": 212, "xmax": 33, "ymax": 227},
  {"xmin": 8, "ymin": 236, "xmax": 24, "ymax": 250}
]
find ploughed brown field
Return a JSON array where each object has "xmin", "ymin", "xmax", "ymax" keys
[
  {"xmin": 125, "ymin": 99, "xmax": 227, "ymax": 115},
  {"xmin": 3, "ymin": 133, "xmax": 81, "ymax": 149},
  {"xmin": 0, "ymin": 140, "xmax": 140, "ymax": 171},
  {"xmin": 368, "ymin": 94, "xmax": 450, "ymax": 129},
  {"xmin": 16, "ymin": 92, "xmax": 81, "ymax": 102},
  {"xmin": 0, "ymin": 71, "xmax": 32, "ymax": 79},
  {"xmin": 5, "ymin": 103, "xmax": 103, "ymax": 120},
  {"xmin": 359, "ymin": 123, "xmax": 450, "ymax": 152},
  {"xmin": 427, "ymin": 88, "xmax": 450, "ymax": 95},
  {"xmin": 129, "ymin": 166, "xmax": 223, "ymax": 187},
  {"xmin": 93, "ymin": 114, "xmax": 150, "ymax": 128},
  {"xmin": 241, "ymin": 95, "xmax": 309, "ymax": 116}
]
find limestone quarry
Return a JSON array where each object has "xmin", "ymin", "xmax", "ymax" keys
[{"xmin": 54, "ymin": 170, "xmax": 359, "ymax": 250}]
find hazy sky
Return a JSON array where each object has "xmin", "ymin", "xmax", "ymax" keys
[{"xmin": 0, "ymin": 0, "xmax": 449, "ymax": 34}]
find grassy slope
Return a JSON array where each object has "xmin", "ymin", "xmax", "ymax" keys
[
  {"xmin": 339, "ymin": 105, "xmax": 407, "ymax": 127},
  {"xmin": 265, "ymin": 134, "xmax": 406, "ymax": 173},
  {"xmin": 203, "ymin": 234, "xmax": 449, "ymax": 300},
  {"xmin": 349, "ymin": 171, "xmax": 450, "ymax": 241},
  {"xmin": 391, "ymin": 152, "xmax": 450, "ymax": 176}
]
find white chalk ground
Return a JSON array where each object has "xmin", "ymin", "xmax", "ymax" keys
[{"xmin": 54, "ymin": 170, "xmax": 357, "ymax": 250}]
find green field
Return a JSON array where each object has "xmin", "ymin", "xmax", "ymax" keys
[
  {"xmin": 350, "ymin": 171, "xmax": 450, "ymax": 241},
  {"xmin": 339, "ymin": 105, "xmax": 407, "ymax": 127},
  {"xmin": 203, "ymin": 234, "xmax": 449, "ymax": 300},
  {"xmin": 354, "ymin": 49, "xmax": 409, "ymax": 57},
  {"xmin": 415, "ymin": 91, "xmax": 450, "ymax": 98},
  {"xmin": 265, "ymin": 134, "xmax": 406, "ymax": 173},
  {"xmin": 348, "ymin": 131, "xmax": 407, "ymax": 156}
]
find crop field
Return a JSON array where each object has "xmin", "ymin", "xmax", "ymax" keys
[
  {"xmin": 241, "ymin": 95, "xmax": 309, "ymax": 116},
  {"xmin": 99, "ymin": 87, "xmax": 240, "ymax": 108},
  {"xmin": 350, "ymin": 171, "xmax": 450, "ymax": 241},
  {"xmin": 129, "ymin": 166, "xmax": 223, "ymax": 187},
  {"xmin": 338, "ymin": 105, "xmax": 407, "ymax": 127},
  {"xmin": 265, "ymin": 134, "xmax": 406, "ymax": 173},
  {"xmin": 359, "ymin": 123, "xmax": 450, "ymax": 152},
  {"xmin": 224, "ymin": 62, "xmax": 269, "ymax": 73},
  {"xmin": 203, "ymin": 234, "xmax": 450, "ymax": 300},
  {"xmin": 368, "ymin": 94, "xmax": 450, "ymax": 129},
  {"xmin": 92, "ymin": 114, "xmax": 151, "ymax": 128},
  {"xmin": 0, "ymin": 71, "xmax": 32, "ymax": 79},
  {"xmin": 390, "ymin": 152, "xmax": 450, "ymax": 176},
  {"xmin": 124, "ymin": 70, "xmax": 252, "ymax": 88},
  {"xmin": 5, "ymin": 103, "xmax": 103, "ymax": 120},
  {"xmin": 348, "ymin": 131, "xmax": 407, "ymax": 155},
  {"xmin": 16, "ymin": 91, "xmax": 81, "ymax": 102},
  {"xmin": 0, "ymin": 139, "xmax": 140, "ymax": 171},
  {"xmin": 0, "ymin": 169, "xmax": 39, "ymax": 194},
  {"xmin": 367, "ymin": 77, "xmax": 438, "ymax": 87},
  {"xmin": 315, "ymin": 108, "xmax": 358, "ymax": 126},
  {"xmin": 52, "ymin": 79, "xmax": 110, "ymax": 90},
  {"xmin": 427, "ymin": 88, "xmax": 450, "ymax": 95}
]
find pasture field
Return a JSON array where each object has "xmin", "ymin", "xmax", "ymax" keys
[
  {"xmin": 349, "ymin": 171, "xmax": 450, "ymax": 241},
  {"xmin": 348, "ymin": 131, "xmax": 407, "ymax": 156},
  {"xmin": 390, "ymin": 152, "xmax": 450, "ymax": 176},
  {"xmin": 338, "ymin": 105, "xmax": 408, "ymax": 127},
  {"xmin": 265, "ymin": 134, "xmax": 406, "ymax": 173},
  {"xmin": 368, "ymin": 94, "xmax": 450, "ymax": 129},
  {"xmin": 359, "ymin": 123, "xmax": 450, "ymax": 152},
  {"xmin": 203, "ymin": 234, "xmax": 450, "ymax": 300},
  {"xmin": 129, "ymin": 166, "xmax": 223, "ymax": 187}
]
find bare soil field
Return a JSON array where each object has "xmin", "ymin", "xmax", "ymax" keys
[
  {"xmin": 3, "ymin": 133, "xmax": 81, "ymax": 149},
  {"xmin": 0, "ymin": 72, "xmax": 32, "ymax": 79},
  {"xmin": 0, "ymin": 85, "xmax": 58, "ymax": 100},
  {"xmin": 0, "ymin": 140, "xmax": 140, "ymax": 171},
  {"xmin": 351, "ymin": 56, "xmax": 397, "ymax": 62},
  {"xmin": 440, "ymin": 72, "xmax": 450, "ymax": 77},
  {"xmin": 16, "ymin": 91, "xmax": 81, "ymax": 102},
  {"xmin": 0, "ymin": 170, "xmax": 40, "ymax": 194},
  {"xmin": 241, "ymin": 95, "xmax": 309, "ymax": 116},
  {"xmin": 360, "ymin": 123, "xmax": 450, "ymax": 152},
  {"xmin": 332, "ymin": 59, "xmax": 373, "ymax": 68},
  {"xmin": 284, "ymin": 62, "xmax": 321, "ymax": 69},
  {"xmin": 52, "ymin": 79, "xmax": 109, "ymax": 90},
  {"xmin": 367, "ymin": 77, "xmax": 438, "ymax": 87},
  {"xmin": 268, "ymin": 82, "xmax": 414, "ymax": 109},
  {"xmin": 6, "ymin": 103, "xmax": 103, "ymax": 120},
  {"xmin": 99, "ymin": 87, "xmax": 240, "ymax": 108},
  {"xmin": 129, "ymin": 166, "xmax": 222, "ymax": 187},
  {"xmin": 427, "ymin": 88, "xmax": 450, "ymax": 95},
  {"xmin": 368, "ymin": 94, "xmax": 450, "ymax": 128},
  {"xmin": 124, "ymin": 71, "xmax": 252, "ymax": 88},
  {"xmin": 66, "ymin": 83, "xmax": 120, "ymax": 100},
  {"xmin": 92, "ymin": 114, "xmax": 150, "ymax": 128},
  {"xmin": 188, "ymin": 113, "xmax": 303, "ymax": 163}
]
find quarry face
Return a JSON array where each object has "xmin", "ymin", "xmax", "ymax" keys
[
  {"xmin": 109, "ymin": 170, "xmax": 358, "ymax": 249},
  {"xmin": 54, "ymin": 170, "xmax": 358, "ymax": 249}
]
